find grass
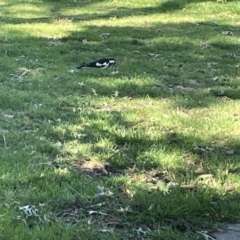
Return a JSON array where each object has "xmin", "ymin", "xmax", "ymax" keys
[{"xmin": 0, "ymin": 0, "xmax": 240, "ymax": 239}]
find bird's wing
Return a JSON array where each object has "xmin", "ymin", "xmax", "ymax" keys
[{"xmin": 96, "ymin": 61, "xmax": 108, "ymax": 67}]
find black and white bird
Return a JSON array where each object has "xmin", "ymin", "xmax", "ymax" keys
[{"xmin": 77, "ymin": 58, "xmax": 116, "ymax": 70}]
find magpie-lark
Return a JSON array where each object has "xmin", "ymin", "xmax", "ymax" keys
[{"xmin": 77, "ymin": 58, "xmax": 116, "ymax": 70}]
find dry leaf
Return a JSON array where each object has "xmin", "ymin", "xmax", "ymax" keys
[
  {"xmin": 201, "ymin": 44, "xmax": 211, "ymax": 49},
  {"xmin": 15, "ymin": 55, "xmax": 25, "ymax": 61},
  {"xmin": 100, "ymin": 228, "xmax": 112, "ymax": 233},
  {"xmin": 226, "ymin": 149, "xmax": 234, "ymax": 155},
  {"xmin": 188, "ymin": 79, "xmax": 199, "ymax": 85},
  {"xmin": 173, "ymin": 85, "xmax": 196, "ymax": 92},
  {"xmin": 221, "ymin": 31, "xmax": 233, "ymax": 36},
  {"xmin": 1, "ymin": 114, "xmax": 14, "ymax": 120},
  {"xmin": 123, "ymin": 188, "xmax": 133, "ymax": 197},
  {"xmin": 148, "ymin": 53, "xmax": 159, "ymax": 59},
  {"xmin": 78, "ymin": 82, "xmax": 85, "ymax": 86},
  {"xmin": 112, "ymin": 90, "xmax": 119, "ymax": 97},
  {"xmin": 135, "ymin": 227, "xmax": 148, "ymax": 235},
  {"xmin": 197, "ymin": 231, "xmax": 216, "ymax": 240},
  {"xmin": 223, "ymin": 182, "xmax": 236, "ymax": 192},
  {"xmin": 180, "ymin": 184, "xmax": 196, "ymax": 189},
  {"xmin": 91, "ymin": 88, "xmax": 97, "ymax": 96},
  {"xmin": 88, "ymin": 211, "xmax": 107, "ymax": 216},
  {"xmin": 100, "ymin": 33, "xmax": 110, "ymax": 37},
  {"xmin": 94, "ymin": 186, "xmax": 113, "ymax": 197},
  {"xmin": 197, "ymin": 174, "xmax": 213, "ymax": 180},
  {"xmin": 195, "ymin": 165, "xmax": 205, "ymax": 174},
  {"xmin": 212, "ymin": 76, "xmax": 219, "ymax": 81},
  {"xmin": 167, "ymin": 182, "xmax": 179, "ymax": 188},
  {"xmin": 148, "ymin": 204, "xmax": 154, "ymax": 211},
  {"xmin": 117, "ymin": 206, "xmax": 131, "ymax": 213},
  {"xmin": 11, "ymin": 68, "xmax": 30, "ymax": 81},
  {"xmin": 106, "ymin": 219, "xmax": 122, "ymax": 226},
  {"xmin": 87, "ymin": 216, "xmax": 93, "ymax": 225},
  {"xmin": 111, "ymin": 71, "xmax": 119, "ymax": 75}
]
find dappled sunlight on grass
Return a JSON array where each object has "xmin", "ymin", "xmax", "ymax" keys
[
  {"xmin": 5, "ymin": 4, "xmax": 49, "ymax": 18},
  {"xmin": 0, "ymin": 1, "xmax": 53, "ymax": 19},
  {"xmin": 4, "ymin": 23, "xmax": 75, "ymax": 38},
  {"xmin": 0, "ymin": 0, "xmax": 240, "ymax": 238}
]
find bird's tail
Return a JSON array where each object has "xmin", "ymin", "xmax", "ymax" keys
[{"xmin": 77, "ymin": 64, "xmax": 87, "ymax": 69}]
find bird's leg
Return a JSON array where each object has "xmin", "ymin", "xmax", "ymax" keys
[{"xmin": 98, "ymin": 69, "xmax": 104, "ymax": 77}]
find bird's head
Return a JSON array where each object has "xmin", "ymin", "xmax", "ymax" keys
[{"xmin": 109, "ymin": 58, "xmax": 116, "ymax": 65}]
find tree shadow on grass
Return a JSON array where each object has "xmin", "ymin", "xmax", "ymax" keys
[
  {"xmin": 73, "ymin": 108, "xmax": 240, "ymax": 168},
  {"xmin": 62, "ymin": 107, "xmax": 240, "ymax": 236},
  {"xmin": 2, "ymin": 108, "xmax": 240, "ymax": 238},
  {"xmin": 1, "ymin": 22, "xmax": 239, "ymax": 110},
  {"xmin": 1, "ymin": 0, "xmax": 239, "ymax": 24},
  {"xmin": 1, "ymin": 4, "xmax": 240, "ymax": 237},
  {"xmin": 3, "ymin": 105, "xmax": 240, "ymax": 237}
]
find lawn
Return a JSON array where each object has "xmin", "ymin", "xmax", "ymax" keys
[{"xmin": 0, "ymin": 0, "xmax": 240, "ymax": 239}]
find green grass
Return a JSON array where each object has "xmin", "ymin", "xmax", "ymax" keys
[{"xmin": 0, "ymin": 0, "xmax": 240, "ymax": 239}]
